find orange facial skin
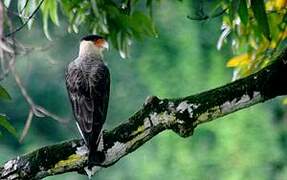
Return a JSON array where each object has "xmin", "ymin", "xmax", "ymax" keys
[{"xmin": 94, "ymin": 39, "xmax": 106, "ymax": 48}]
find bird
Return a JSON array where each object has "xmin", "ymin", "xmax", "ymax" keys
[{"xmin": 65, "ymin": 35, "xmax": 110, "ymax": 169}]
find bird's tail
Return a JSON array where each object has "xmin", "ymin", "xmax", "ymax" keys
[
  {"xmin": 87, "ymin": 131, "xmax": 105, "ymax": 169},
  {"xmin": 87, "ymin": 150, "xmax": 105, "ymax": 169}
]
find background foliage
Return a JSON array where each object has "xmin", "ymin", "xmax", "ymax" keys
[{"xmin": 0, "ymin": 0, "xmax": 287, "ymax": 179}]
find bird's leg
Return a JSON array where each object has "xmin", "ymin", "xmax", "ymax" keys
[{"xmin": 86, "ymin": 130, "xmax": 107, "ymax": 170}]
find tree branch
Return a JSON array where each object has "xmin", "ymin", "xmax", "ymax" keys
[{"xmin": 1, "ymin": 48, "xmax": 287, "ymax": 179}]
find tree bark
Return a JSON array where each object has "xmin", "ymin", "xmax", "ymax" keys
[{"xmin": 1, "ymin": 48, "xmax": 287, "ymax": 180}]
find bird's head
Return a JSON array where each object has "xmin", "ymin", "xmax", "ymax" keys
[{"xmin": 79, "ymin": 35, "xmax": 109, "ymax": 57}]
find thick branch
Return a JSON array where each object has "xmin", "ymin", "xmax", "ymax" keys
[{"xmin": 1, "ymin": 49, "xmax": 287, "ymax": 179}]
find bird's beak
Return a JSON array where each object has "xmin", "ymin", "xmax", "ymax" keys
[
  {"xmin": 95, "ymin": 39, "xmax": 109, "ymax": 50},
  {"xmin": 103, "ymin": 40, "xmax": 109, "ymax": 50}
]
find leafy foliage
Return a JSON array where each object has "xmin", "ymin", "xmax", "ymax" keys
[
  {"xmin": 251, "ymin": 0, "xmax": 271, "ymax": 40},
  {"xmin": 4, "ymin": 0, "xmax": 286, "ymax": 70},
  {"xmin": 40, "ymin": 0, "xmax": 60, "ymax": 40},
  {"xmin": 219, "ymin": 0, "xmax": 287, "ymax": 79},
  {"xmin": 0, "ymin": 114, "xmax": 17, "ymax": 138},
  {"xmin": 0, "ymin": 85, "xmax": 16, "ymax": 138},
  {"xmin": 0, "ymin": 85, "xmax": 11, "ymax": 101},
  {"xmin": 17, "ymin": 0, "xmax": 37, "ymax": 29},
  {"xmin": 59, "ymin": 0, "xmax": 158, "ymax": 58},
  {"xmin": 3, "ymin": 0, "xmax": 159, "ymax": 58}
]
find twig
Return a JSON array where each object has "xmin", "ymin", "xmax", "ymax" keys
[
  {"xmin": 5, "ymin": 0, "xmax": 45, "ymax": 37},
  {"xmin": 18, "ymin": 43, "xmax": 53, "ymax": 56},
  {"xmin": 9, "ymin": 59, "xmax": 36, "ymax": 108},
  {"xmin": 19, "ymin": 109, "xmax": 33, "ymax": 143},
  {"xmin": 0, "ymin": 1, "xmax": 3, "ymax": 38},
  {"xmin": 3, "ymin": 38, "xmax": 53, "ymax": 56},
  {"xmin": 10, "ymin": 62, "xmax": 68, "ymax": 123},
  {"xmin": 1, "ymin": 6, "xmax": 67, "ymax": 142},
  {"xmin": 0, "ymin": 1, "xmax": 6, "ymax": 79},
  {"xmin": 187, "ymin": 8, "xmax": 227, "ymax": 21},
  {"xmin": 35, "ymin": 106, "xmax": 68, "ymax": 123},
  {"xmin": 7, "ymin": 53, "xmax": 68, "ymax": 141},
  {"xmin": 0, "ymin": 3, "xmax": 14, "ymax": 81}
]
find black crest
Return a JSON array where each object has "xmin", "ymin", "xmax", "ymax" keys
[{"xmin": 81, "ymin": 35, "xmax": 104, "ymax": 42}]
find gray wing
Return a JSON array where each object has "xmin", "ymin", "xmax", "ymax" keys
[{"xmin": 65, "ymin": 61, "xmax": 110, "ymax": 147}]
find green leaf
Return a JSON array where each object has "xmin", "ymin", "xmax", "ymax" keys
[
  {"xmin": 17, "ymin": 0, "xmax": 27, "ymax": 13},
  {"xmin": 238, "ymin": 0, "xmax": 248, "ymax": 25},
  {"xmin": 230, "ymin": 0, "xmax": 240, "ymax": 21},
  {"xmin": 41, "ymin": 1, "xmax": 52, "ymax": 40},
  {"xmin": 251, "ymin": 0, "xmax": 271, "ymax": 40},
  {"xmin": 43, "ymin": 12, "xmax": 52, "ymax": 40},
  {"xmin": 3, "ymin": 0, "xmax": 11, "ymax": 8},
  {"xmin": 21, "ymin": 0, "xmax": 37, "ymax": 29},
  {"xmin": 269, "ymin": 13, "xmax": 282, "ymax": 40},
  {"xmin": 130, "ymin": 11, "xmax": 157, "ymax": 38},
  {"xmin": 49, "ymin": 0, "xmax": 60, "ymax": 26},
  {"xmin": 0, "ymin": 114, "xmax": 17, "ymax": 138},
  {"xmin": 0, "ymin": 85, "xmax": 11, "ymax": 100}
]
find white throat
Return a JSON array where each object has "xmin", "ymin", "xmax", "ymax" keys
[{"xmin": 79, "ymin": 41, "xmax": 103, "ymax": 57}]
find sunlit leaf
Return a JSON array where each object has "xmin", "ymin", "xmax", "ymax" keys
[
  {"xmin": 217, "ymin": 23, "xmax": 231, "ymax": 50},
  {"xmin": 227, "ymin": 53, "xmax": 249, "ymax": 67},
  {"xmin": 27, "ymin": 19, "xmax": 35, "ymax": 30},
  {"xmin": 251, "ymin": 0, "xmax": 271, "ymax": 40},
  {"xmin": 49, "ymin": 0, "xmax": 60, "ymax": 26},
  {"xmin": 270, "ymin": 41, "xmax": 277, "ymax": 49},
  {"xmin": 3, "ymin": 0, "xmax": 11, "ymax": 8},
  {"xmin": 72, "ymin": 24, "xmax": 79, "ymax": 34},
  {"xmin": 275, "ymin": 0, "xmax": 287, "ymax": 9},
  {"xmin": 21, "ymin": 0, "xmax": 37, "ymax": 29},
  {"xmin": 41, "ymin": 1, "xmax": 52, "ymax": 40},
  {"xmin": 41, "ymin": 0, "xmax": 62, "ymax": 38},
  {"xmin": 43, "ymin": 12, "xmax": 52, "ymax": 40},
  {"xmin": 0, "ymin": 85, "xmax": 11, "ymax": 100},
  {"xmin": 238, "ymin": 0, "xmax": 248, "ymax": 25},
  {"xmin": 17, "ymin": 0, "xmax": 27, "ymax": 13},
  {"xmin": 0, "ymin": 114, "xmax": 17, "ymax": 138},
  {"xmin": 283, "ymin": 98, "xmax": 287, "ymax": 105}
]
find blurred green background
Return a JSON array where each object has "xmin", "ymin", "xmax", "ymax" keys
[{"xmin": 1, "ymin": 1, "xmax": 287, "ymax": 180}]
